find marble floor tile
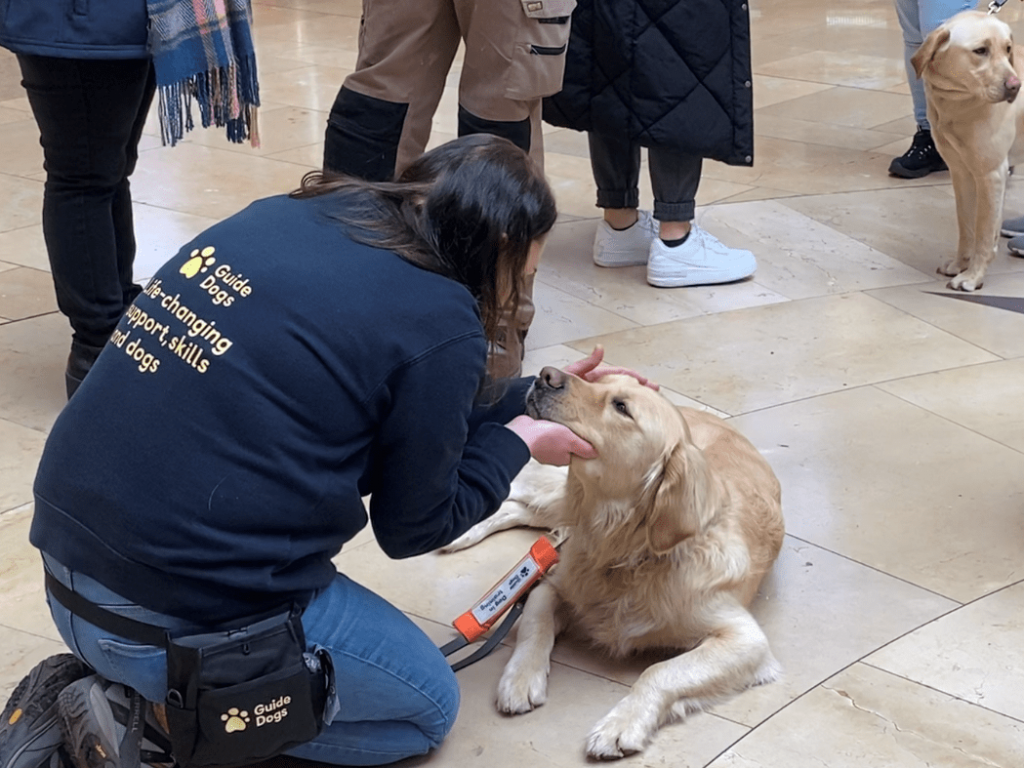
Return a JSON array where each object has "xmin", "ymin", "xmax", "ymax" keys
[
  {"xmin": 0, "ymin": 117, "xmax": 43, "ymax": 179},
  {"xmin": 177, "ymin": 105, "xmax": 331, "ymax": 157},
  {"xmin": 0, "ymin": 174, "xmax": 44, "ymax": 234},
  {"xmin": 876, "ymin": 358, "xmax": 1024, "ymax": 453},
  {"xmin": 696, "ymin": 200, "xmax": 932, "ymax": 299},
  {"xmin": 0, "ymin": 417, "xmax": 48, "ymax": 515},
  {"xmin": 755, "ymin": 51, "xmax": 907, "ymax": 91},
  {"xmin": 705, "ymin": 663, "xmax": 1024, "ymax": 768},
  {"xmin": 867, "ymin": 581, "xmax": 1024, "ymax": 721},
  {"xmin": 252, "ymin": 9, "xmax": 360, "ymax": 48},
  {"xmin": 752, "ymin": 86, "xmax": 910, "ymax": 130},
  {"xmin": 0, "ymin": 224, "xmax": 47, "ymax": 272},
  {"xmin": 251, "ymin": 64, "xmax": 353, "ymax": 112},
  {"xmin": 867, "ymin": 271, "xmax": 1024, "ymax": 359},
  {"xmin": 0, "ymin": 266, "xmax": 58, "ymax": 321},
  {"xmin": 751, "ymin": 75, "xmax": 833, "ymax": 111},
  {"xmin": 752, "ymin": 113, "xmax": 908, "ymax": 152},
  {"xmin": 0, "ymin": 625, "xmax": 70, "ymax": 705},
  {"xmin": 566, "ymin": 292, "xmax": 997, "ymax": 415},
  {"xmin": 730, "ymin": 386, "xmax": 1024, "ymax": 603},
  {"xmin": 0, "ymin": 504, "xmax": 60, "ymax": 641},
  {"xmin": 0, "ymin": 313, "xmax": 68, "ymax": 433},
  {"xmin": 527, "ymin": 279, "xmax": 640, "ymax": 351},
  {"xmin": 130, "ymin": 144, "xmax": 311, "ymax": 220},
  {"xmin": 781, "ymin": 185, "xmax": 1024, "ymax": 279}
]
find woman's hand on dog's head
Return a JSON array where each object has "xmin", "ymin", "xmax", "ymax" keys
[{"xmin": 564, "ymin": 345, "xmax": 659, "ymax": 391}]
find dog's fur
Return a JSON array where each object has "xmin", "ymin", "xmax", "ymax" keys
[
  {"xmin": 444, "ymin": 369, "xmax": 785, "ymax": 758},
  {"xmin": 913, "ymin": 10, "xmax": 1024, "ymax": 291}
]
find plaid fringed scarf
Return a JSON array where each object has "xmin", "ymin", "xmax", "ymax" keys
[{"xmin": 147, "ymin": 0, "xmax": 261, "ymax": 147}]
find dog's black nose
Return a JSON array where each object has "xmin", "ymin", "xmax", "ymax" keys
[{"xmin": 537, "ymin": 366, "xmax": 566, "ymax": 390}]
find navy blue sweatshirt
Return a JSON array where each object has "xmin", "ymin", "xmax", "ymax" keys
[{"xmin": 32, "ymin": 193, "xmax": 532, "ymax": 624}]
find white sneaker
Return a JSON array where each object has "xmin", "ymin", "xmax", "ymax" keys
[
  {"xmin": 592, "ymin": 210, "xmax": 658, "ymax": 267},
  {"xmin": 646, "ymin": 224, "xmax": 756, "ymax": 288}
]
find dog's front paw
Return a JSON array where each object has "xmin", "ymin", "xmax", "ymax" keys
[
  {"xmin": 439, "ymin": 523, "xmax": 489, "ymax": 553},
  {"xmin": 496, "ymin": 660, "xmax": 549, "ymax": 715},
  {"xmin": 439, "ymin": 531, "xmax": 477, "ymax": 553},
  {"xmin": 585, "ymin": 696, "xmax": 659, "ymax": 760},
  {"xmin": 947, "ymin": 270, "xmax": 983, "ymax": 291},
  {"xmin": 938, "ymin": 258, "xmax": 966, "ymax": 277}
]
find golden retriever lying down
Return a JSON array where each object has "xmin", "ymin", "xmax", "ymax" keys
[
  {"xmin": 913, "ymin": 10, "xmax": 1024, "ymax": 291},
  {"xmin": 445, "ymin": 369, "xmax": 785, "ymax": 758}
]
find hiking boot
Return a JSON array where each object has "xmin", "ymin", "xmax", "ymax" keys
[
  {"xmin": 1001, "ymin": 214, "xmax": 1024, "ymax": 238},
  {"xmin": 888, "ymin": 127, "xmax": 947, "ymax": 178},
  {"xmin": 593, "ymin": 210, "xmax": 658, "ymax": 267},
  {"xmin": 646, "ymin": 225, "xmax": 757, "ymax": 288},
  {"xmin": 0, "ymin": 654, "xmax": 91, "ymax": 768},
  {"xmin": 58, "ymin": 676, "xmax": 172, "ymax": 768}
]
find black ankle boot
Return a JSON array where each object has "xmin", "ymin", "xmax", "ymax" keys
[
  {"xmin": 888, "ymin": 126, "xmax": 947, "ymax": 178},
  {"xmin": 65, "ymin": 341, "xmax": 105, "ymax": 399}
]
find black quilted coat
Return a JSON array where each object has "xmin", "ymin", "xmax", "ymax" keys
[{"xmin": 543, "ymin": 0, "xmax": 754, "ymax": 167}]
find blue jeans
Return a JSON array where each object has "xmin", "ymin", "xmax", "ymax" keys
[
  {"xmin": 17, "ymin": 55, "xmax": 156, "ymax": 348},
  {"xmin": 43, "ymin": 554, "xmax": 460, "ymax": 766},
  {"xmin": 894, "ymin": 0, "xmax": 974, "ymax": 129}
]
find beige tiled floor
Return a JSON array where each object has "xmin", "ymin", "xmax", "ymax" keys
[{"xmin": 2, "ymin": 1, "xmax": 1024, "ymax": 766}]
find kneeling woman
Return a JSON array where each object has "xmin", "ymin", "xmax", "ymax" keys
[{"xmin": 28, "ymin": 135, "xmax": 599, "ymax": 766}]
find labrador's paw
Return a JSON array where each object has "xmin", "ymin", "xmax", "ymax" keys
[
  {"xmin": 438, "ymin": 526, "xmax": 485, "ymax": 553},
  {"xmin": 496, "ymin": 657, "xmax": 549, "ymax": 715},
  {"xmin": 948, "ymin": 270, "xmax": 984, "ymax": 291},
  {"xmin": 938, "ymin": 258, "xmax": 967, "ymax": 277},
  {"xmin": 585, "ymin": 695, "xmax": 658, "ymax": 760}
]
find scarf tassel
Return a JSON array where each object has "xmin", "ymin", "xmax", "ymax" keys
[{"xmin": 157, "ymin": 53, "xmax": 261, "ymax": 148}]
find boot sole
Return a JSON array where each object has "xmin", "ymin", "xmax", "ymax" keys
[
  {"xmin": 888, "ymin": 162, "xmax": 947, "ymax": 179},
  {"xmin": 0, "ymin": 655, "xmax": 90, "ymax": 768},
  {"xmin": 58, "ymin": 682, "xmax": 119, "ymax": 768}
]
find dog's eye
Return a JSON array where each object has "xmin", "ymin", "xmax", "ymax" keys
[
  {"xmin": 612, "ymin": 399, "xmax": 631, "ymax": 418},
  {"xmin": 974, "ymin": 46, "xmax": 989, "ymax": 56}
]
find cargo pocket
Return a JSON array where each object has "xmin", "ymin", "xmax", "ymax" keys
[{"xmin": 504, "ymin": 0, "xmax": 577, "ymax": 101}]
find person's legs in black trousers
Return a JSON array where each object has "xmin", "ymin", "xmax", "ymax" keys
[
  {"xmin": 17, "ymin": 55, "xmax": 156, "ymax": 397},
  {"xmin": 588, "ymin": 132, "xmax": 756, "ymax": 287}
]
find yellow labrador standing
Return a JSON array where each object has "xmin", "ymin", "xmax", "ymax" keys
[
  {"xmin": 444, "ymin": 370, "xmax": 784, "ymax": 758},
  {"xmin": 913, "ymin": 10, "xmax": 1024, "ymax": 291}
]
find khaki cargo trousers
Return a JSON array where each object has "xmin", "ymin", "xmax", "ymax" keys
[{"xmin": 324, "ymin": 0, "xmax": 576, "ymax": 378}]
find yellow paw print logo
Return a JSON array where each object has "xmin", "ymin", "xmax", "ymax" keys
[
  {"xmin": 180, "ymin": 246, "xmax": 216, "ymax": 279},
  {"xmin": 221, "ymin": 708, "xmax": 250, "ymax": 733}
]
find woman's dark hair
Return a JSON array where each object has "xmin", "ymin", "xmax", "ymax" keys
[{"xmin": 291, "ymin": 134, "xmax": 558, "ymax": 345}]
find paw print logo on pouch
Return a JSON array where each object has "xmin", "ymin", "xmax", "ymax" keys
[
  {"xmin": 180, "ymin": 246, "xmax": 216, "ymax": 278},
  {"xmin": 221, "ymin": 707, "xmax": 250, "ymax": 733}
]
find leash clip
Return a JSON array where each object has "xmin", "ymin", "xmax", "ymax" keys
[{"xmin": 989, "ymin": 0, "xmax": 1008, "ymax": 14}]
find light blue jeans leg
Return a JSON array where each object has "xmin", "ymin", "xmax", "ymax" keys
[
  {"xmin": 895, "ymin": 0, "xmax": 976, "ymax": 129},
  {"xmin": 286, "ymin": 573, "xmax": 460, "ymax": 766},
  {"xmin": 43, "ymin": 555, "xmax": 459, "ymax": 767}
]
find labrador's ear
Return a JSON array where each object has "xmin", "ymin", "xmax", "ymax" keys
[
  {"xmin": 912, "ymin": 26, "xmax": 951, "ymax": 78},
  {"xmin": 642, "ymin": 441, "xmax": 714, "ymax": 555}
]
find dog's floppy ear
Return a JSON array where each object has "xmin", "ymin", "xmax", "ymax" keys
[
  {"xmin": 642, "ymin": 441, "xmax": 714, "ymax": 555},
  {"xmin": 912, "ymin": 26, "xmax": 951, "ymax": 78}
]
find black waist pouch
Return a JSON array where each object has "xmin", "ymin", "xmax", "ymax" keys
[{"xmin": 164, "ymin": 609, "xmax": 328, "ymax": 768}]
